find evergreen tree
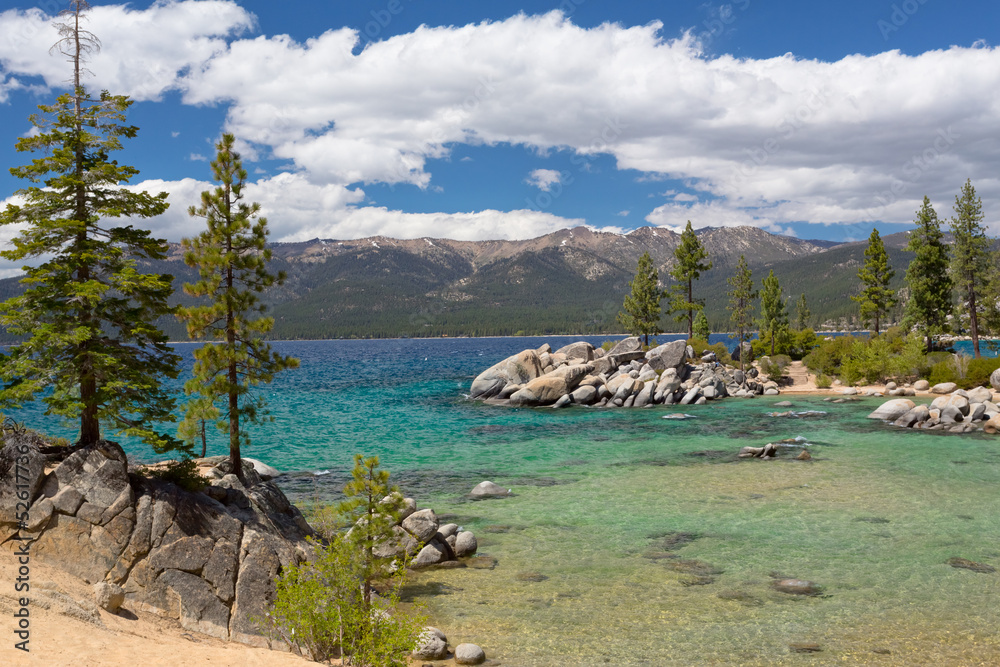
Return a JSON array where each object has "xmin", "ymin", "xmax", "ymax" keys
[
  {"xmin": 950, "ymin": 179, "xmax": 990, "ymax": 358},
  {"xmin": 758, "ymin": 270, "xmax": 789, "ymax": 356},
  {"xmin": 0, "ymin": 0, "xmax": 179, "ymax": 450},
  {"xmin": 337, "ymin": 454, "xmax": 406, "ymax": 608},
  {"xmin": 669, "ymin": 221, "xmax": 712, "ymax": 338},
  {"xmin": 795, "ymin": 293, "xmax": 811, "ymax": 330},
  {"xmin": 904, "ymin": 196, "xmax": 952, "ymax": 352},
  {"xmin": 177, "ymin": 133, "xmax": 299, "ymax": 478},
  {"xmin": 693, "ymin": 309, "xmax": 711, "ymax": 341},
  {"xmin": 727, "ymin": 255, "xmax": 756, "ymax": 371},
  {"xmin": 617, "ymin": 251, "xmax": 664, "ymax": 346},
  {"xmin": 851, "ymin": 228, "xmax": 896, "ymax": 336}
]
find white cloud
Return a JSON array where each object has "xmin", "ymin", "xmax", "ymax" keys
[
  {"xmin": 189, "ymin": 153, "xmax": 207, "ymax": 162},
  {"xmin": 525, "ymin": 168, "xmax": 563, "ymax": 192},
  {"xmin": 617, "ymin": 210, "xmax": 630, "ymax": 217}
]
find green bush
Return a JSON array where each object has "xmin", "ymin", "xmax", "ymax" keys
[
  {"xmin": 803, "ymin": 335, "xmax": 858, "ymax": 376},
  {"xmin": 815, "ymin": 374, "xmax": 833, "ymax": 389},
  {"xmin": 687, "ymin": 338, "xmax": 733, "ymax": 366},
  {"xmin": 928, "ymin": 355, "xmax": 1000, "ymax": 389},
  {"xmin": 760, "ymin": 354, "xmax": 792, "ymax": 380},
  {"xmin": 839, "ymin": 333, "xmax": 925, "ymax": 385},
  {"xmin": 927, "ymin": 360, "xmax": 959, "ymax": 386},
  {"xmin": 266, "ymin": 536, "xmax": 426, "ymax": 665}
]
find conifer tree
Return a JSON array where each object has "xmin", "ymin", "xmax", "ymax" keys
[
  {"xmin": 177, "ymin": 133, "xmax": 298, "ymax": 478},
  {"xmin": 617, "ymin": 251, "xmax": 664, "ymax": 346},
  {"xmin": 950, "ymin": 180, "xmax": 990, "ymax": 358},
  {"xmin": 337, "ymin": 454, "xmax": 406, "ymax": 608},
  {"xmin": 795, "ymin": 293, "xmax": 811, "ymax": 330},
  {"xmin": 727, "ymin": 255, "xmax": 756, "ymax": 371},
  {"xmin": 693, "ymin": 309, "xmax": 711, "ymax": 341},
  {"xmin": 758, "ymin": 270, "xmax": 789, "ymax": 355},
  {"xmin": 669, "ymin": 221, "xmax": 712, "ymax": 338},
  {"xmin": 904, "ymin": 196, "xmax": 952, "ymax": 352},
  {"xmin": 0, "ymin": 0, "xmax": 179, "ymax": 450},
  {"xmin": 852, "ymin": 228, "xmax": 896, "ymax": 336}
]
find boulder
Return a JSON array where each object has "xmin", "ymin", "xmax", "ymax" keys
[
  {"xmin": 411, "ymin": 539, "xmax": 449, "ymax": 569},
  {"xmin": 455, "ymin": 643, "xmax": 487, "ymax": 665},
  {"xmin": 470, "ymin": 481, "xmax": 510, "ymax": 498},
  {"xmin": 931, "ymin": 394, "xmax": 970, "ymax": 416},
  {"xmin": 93, "ymin": 581, "xmax": 126, "ymax": 613},
  {"xmin": 680, "ymin": 387, "xmax": 701, "ymax": 405},
  {"xmin": 772, "ymin": 579, "xmax": 823, "ymax": 596},
  {"xmin": 454, "ymin": 531, "xmax": 478, "ymax": 557},
  {"xmin": 885, "ymin": 381, "xmax": 898, "ymax": 392},
  {"xmin": 914, "ymin": 379, "xmax": 930, "ymax": 391},
  {"xmin": 412, "ymin": 627, "xmax": 449, "ymax": 660},
  {"xmin": 967, "ymin": 386, "xmax": 994, "ymax": 404},
  {"xmin": 931, "ymin": 382, "xmax": 958, "ymax": 394},
  {"xmin": 608, "ymin": 336, "xmax": 642, "ymax": 356},
  {"xmin": 991, "ymin": 368, "xmax": 1000, "ymax": 392},
  {"xmin": 402, "ymin": 509, "xmax": 439, "ymax": 543},
  {"xmin": 867, "ymin": 398, "xmax": 916, "ymax": 421},
  {"xmin": 555, "ymin": 341, "xmax": 594, "ymax": 362},
  {"xmin": 893, "ymin": 404, "xmax": 930, "ymax": 428},
  {"xmin": 243, "ymin": 458, "xmax": 280, "ymax": 480},
  {"xmin": 634, "ymin": 381, "xmax": 656, "ymax": 407},
  {"xmin": 470, "ymin": 350, "xmax": 544, "ymax": 399},
  {"xmin": 939, "ymin": 405, "xmax": 964, "ymax": 423},
  {"xmin": 552, "ymin": 394, "xmax": 572, "ymax": 409},
  {"xmin": 511, "ymin": 363, "xmax": 594, "ymax": 405},
  {"xmin": 645, "ymin": 340, "xmax": 688, "ymax": 372},
  {"xmin": 969, "ymin": 403, "xmax": 987, "ymax": 422},
  {"xmin": 570, "ymin": 385, "xmax": 598, "ymax": 405},
  {"xmin": 984, "ymin": 414, "xmax": 1000, "ymax": 434}
]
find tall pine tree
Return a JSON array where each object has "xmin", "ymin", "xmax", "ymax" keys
[
  {"xmin": 852, "ymin": 228, "xmax": 896, "ymax": 335},
  {"xmin": 950, "ymin": 180, "xmax": 990, "ymax": 358},
  {"xmin": 904, "ymin": 196, "xmax": 952, "ymax": 352},
  {"xmin": 669, "ymin": 221, "xmax": 712, "ymax": 339},
  {"xmin": 795, "ymin": 293, "xmax": 811, "ymax": 330},
  {"xmin": 0, "ymin": 0, "xmax": 179, "ymax": 450},
  {"xmin": 727, "ymin": 255, "xmax": 756, "ymax": 372},
  {"xmin": 177, "ymin": 134, "xmax": 299, "ymax": 479},
  {"xmin": 758, "ymin": 270, "xmax": 789, "ymax": 355},
  {"xmin": 617, "ymin": 251, "xmax": 664, "ymax": 346}
]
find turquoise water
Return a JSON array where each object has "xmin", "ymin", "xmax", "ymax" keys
[{"xmin": 12, "ymin": 336, "xmax": 1000, "ymax": 665}]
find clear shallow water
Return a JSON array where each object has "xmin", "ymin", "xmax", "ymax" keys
[{"xmin": 11, "ymin": 336, "xmax": 1000, "ymax": 665}]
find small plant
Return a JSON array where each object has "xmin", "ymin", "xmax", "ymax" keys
[
  {"xmin": 815, "ymin": 374, "xmax": 833, "ymax": 389},
  {"xmin": 760, "ymin": 354, "xmax": 791, "ymax": 380}
]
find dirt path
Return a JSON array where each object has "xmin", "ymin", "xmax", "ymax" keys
[{"xmin": 784, "ymin": 360, "xmax": 816, "ymax": 391}]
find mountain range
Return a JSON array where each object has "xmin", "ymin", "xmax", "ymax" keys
[{"xmin": 0, "ymin": 225, "xmax": 917, "ymax": 341}]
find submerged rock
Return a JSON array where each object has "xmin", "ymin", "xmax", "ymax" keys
[
  {"xmin": 470, "ymin": 481, "xmax": 511, "ymax": 498},
  {"xmin": 772, "ymin": 578, "xmax": 823, "ymax": 596}
]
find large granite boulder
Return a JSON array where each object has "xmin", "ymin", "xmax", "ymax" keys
[
  {"xmin": 555, "ymin": 341, "xmax": 595, "ymax": 362},
  {"xmin": 645, "ymin": 340, "xmax": 687, "ymax": 372},
  {"xmin": 8, "ymin": 439, "xmax": 312, "ymax": 648},
  {"xmin": 402, "ymin": 508, "xmax": 439, "ymax": 543},
  {"xmin": 511, "ymin": 364, "xmax": 593, "ymax": 405},
  {"xmin": 931, "ymin": 393, "xmax": 970, "ymax": 416},
  {"xmin": 0, "ymin": 430, "xmax": 49, "ymax": 543},
  {"xmin": 930, "ymin": 382, "xmax": 958, "ymax": 395},
  {"xmin": 967, "ymin": 386, "xmax": 994, "ymax": 404},
  {"xmin": 991, "ymin": 369, "xmax": 1000, "ymax": 392},
  {"xmin": 867, "ymin": 398, "xmax": 916, "ymax": 421},
  {"xmin": 470, "ymin": 350, "xmax": 544, "ymax": 399},
  {"xmin": 608, "ymin": 336, "xmax": 641, "ymax": 356}
]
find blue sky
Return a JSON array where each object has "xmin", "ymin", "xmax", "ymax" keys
[{"xmin": 0, "ymin": 0, "xmax": 999, "ymax": 261}]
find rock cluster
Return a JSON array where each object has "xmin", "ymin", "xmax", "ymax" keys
[
  {"xmin": 0, "ymin": 435, "xmax": 312, "ymax": 647},
  {"xmin": 369, "ymin": 501, "xmax": 479, "ymax": 569},
  {"xmin": 412, "ymin": 626, "xmax": 487, "ymax": 664},
  {"xmin": 469, "ymin": 337, "xmax": 778, "ymax": 408},
  {"xmin": 868, "ymin": 386, "xmax": 1000, "ymax": 432}
]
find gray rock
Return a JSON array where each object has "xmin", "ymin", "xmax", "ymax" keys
[
  {"xmin": 402, "ymin": 508, "xmax": 439, "ymax": 543},
  {"xmin": 634, "ymin": 381, "xmax": 656, "ymax": 407},
  {"xmin": 0, "ymin": 433, "xmax": 48, "ymax": 541},
  {"xmin": 608, "ymin": 336, "xmax": 642, "ymax": 356},
  {"xmin": 470, "ymin": 350, "xmax": 544, "ymax": 399},
  {"xmin": 885, "ymin": 381, "xmax": 898, "ymax": 392},
  {"xmin": 931, "ymin": 382, "xmax": 958, "ymax": 394},
  {"xmin": 552, "ymin": 394, "xmax": 572, "ymax": 408},
  {"xmin": 555, "ymin": 341, "xmax": 595, "ymax": 362},
  {"xmin": 991, "ymin": 368, "xmax": 1000, "ymax": 392},
  {"xmin": 243, "ymin": 458, "xmax": 280, "ymax": 480},
  {"xmin": 702, "ymin": 385, "xmax": 717, "ymax": 400},
  {"xmin": 455, "ymin": 643, "xmax": 487, "ymax": 665},
  {"xmin": 842, "ymin": 388, "xmax": 858, "ymax": 396},
  {"xmin": 93, "ymin": 582, "xmax": 126, "ymax": 613},
  {"xmin": 939, "ymin": 405, "xmax": 965, "ymax": 423},
  {"xmin": 763, "ymin": 388, "xmax": 779, "ymax": 396},
  {"xmin": 413, "ymin": 627, "xmax": 449, "ymax": 660},
  {"xmin": 893, "ymin": 404, "xmax": 930, "ymax": 428},
  {"xmin": 412, "ymin": 539, "xmax": 448, "ymax": 569},
  {"xmin": 646, "ymin": 340, "xmax": 688, "ymax": 372},
  {"xmin": 931, "ymin": 393, "xmax": 970, "ymax": 416},
  {"xmin": 867, "ymin": 398, "xmax": 916, "ymax": 421},
  {"xmin": 570, "ymin": 385, "xmax": 598, "ymax": 405},
  {"xmin": 967, "ymin": 386, "xmax": 994, "ymax": 404},
  {"xmin": 454, "ymin": 530, "xmax": 478, "ymax": 557},
  {"xmin": 438, "ymin": 523, "xmax": 460, "ymax": 540},
  {"xmin": 680, "ymin": 386, "xmax": 701, "ymax": 405},
  {"xmin": 914, "ymin": 379, "xmax": 931, "ymax": 391},
  {"xmin": 471, "ymin": 481, "xmax": 510, "ymax": 498},
  {"xmin": 969, "ymin": 403, "xmax": 987, "ymax": 422}
]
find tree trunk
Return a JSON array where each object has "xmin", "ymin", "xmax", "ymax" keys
[
  {"xmin": 969, "ymin": 280, "xmax": 980, "ymax": 358},
  {"xmin": 687, "ymin": 279, "xmax": 694, "ymax": 339},
  {"xmin": 200, "ymin": 419, "xmax": 207, "ymax": 458}
]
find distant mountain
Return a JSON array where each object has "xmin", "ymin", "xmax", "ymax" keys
[{"xmin": 0, "ymin": 225, "xmax": 914, "ymax": 340}]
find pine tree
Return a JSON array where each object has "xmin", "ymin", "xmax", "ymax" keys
[
  {"xmin": 693, "ymin": 309, "xmax": 711, "ymax": 341},
  {"xmin": 0, "ymin": 1, "xmax": 180, "ymax": 450},
  {"xmin": 727, "ymin": 255, "xmax": 756, "ymax": 371},
  {"xmin": 904, "ymin": 196, "xmax": 952, "ymax": 352},
  {"xmin": 852, "ymin": 228, "xmax": 896, "ymax": 336},
  {"xmin": 950, "ymin": 180, "xmax": 990, "ymax": 358},
  {"xmin": 795, "ymin": 293, "xmax": 811, "ymax": 330},
  {"xmin": 617, "ymin": 251, "xmax": 664, "ymax": 346},
  {"xmin": 177, "ymin": 133, "xmax": 299, "ymax": 478},
  {"xmin": 758, "ymin": 270, "xmax": 789, "ymax": 355},
  {"xmin": 669, "ymin": 221, "xmax": 712, "ymax": 339}
]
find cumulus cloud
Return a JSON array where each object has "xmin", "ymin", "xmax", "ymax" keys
[
  {"xmin": 5, "ymin": 6, "xmax": 1000, "ymax": 240},
  {"xmin": 525, "ymin": 168, "xmax": 563, "ymax": 192}
]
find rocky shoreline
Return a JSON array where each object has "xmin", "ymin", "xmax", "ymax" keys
[
  {"xmin": 868, "ymin": 380, "xmax": 1000, "ymax": 433},
  {"xmin": 469, "ymin": 337, "xmax": 780, "ymax": 408}
]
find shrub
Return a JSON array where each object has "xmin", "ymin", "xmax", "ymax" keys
[
  {"xmin": 928, "ymin": 355, "xmax": 1000, "ymax": 389},
  {"xmin": 815, "ymin": 374, "xmax": 833, "ymax": 389},
  {"xmin": 266, "ymin": 536, "xmax": 426, "ymax": 665},
  {"xmin": 803, "ymin": 335, "xmax": 857, "ymax": 376},
  {"xmin": 687, "ymin": 338, "xmax": 733, "ymax": 365},
  {"xmin": 839, "ymin": 333, "xmax": 925, "ymax": 385},
  {"xmin": 964, "ymin": 357, "xmax": 1000, "ymax": 388},
  {"xmin": 760, "ymin": 354, "xmax": 791, "ymax": 380}
]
